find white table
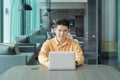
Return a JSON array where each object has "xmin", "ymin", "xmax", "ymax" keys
[{"xmin": 0, "ymin": 65, "xmax": 120, "ymax": 80}]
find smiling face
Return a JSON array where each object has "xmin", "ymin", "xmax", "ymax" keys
[{"xmin": 54, "ymin": 25, "xmax": 70, "ymax": 42}]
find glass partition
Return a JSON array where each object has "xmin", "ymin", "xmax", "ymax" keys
[
  {"xmin": 0, "ymin": 0, "xmax": 3, "ymax": 42},
  {"xmin": 50, "ymin": 0, "xmax": 99, "ymax": 64},
  {"xmin": 24, "ymin": 0, "xmax": 49, "ymax": 35},
  {"xmin": 39, "ymin": 0, "xmax": 51, "ymax": 31},
  {"xmin": 84, "ymin": 0, "xmax": 98, "ymax": 64},
  {"xmin": 3, "ymin": 0, "xmax": 21, "ymax": 43},
  {"xmin": 100, "ymin": 0, "xmax": 119, "ymax": 71},
  {"xmin": 49, "ymin": 0, "xmax": 120, "ymax": 71},
  {"xmin": 10, "ymin": 0, "xmax": 21, "ymax": 42},
  {"xmin": 1, "ymin": 0, "xmax": 120, "ymax": 71},
  {"xmin": 116, "ymin": 0, "xmax": 120, "ymax": 71},
  {"xmin": 3, "ymin": 0, "xmax": 48, "ymax": 42},
  {"xmin": 25, "ymin": 0, "xmax": 38, "ymax": 35}
]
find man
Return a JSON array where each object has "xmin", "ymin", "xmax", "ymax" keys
[{"xmin": 38, "ymin": 19, "xmax": 84, "ymax": 67}]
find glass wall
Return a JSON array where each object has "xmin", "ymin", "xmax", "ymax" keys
[
  {"xmin": 49, "ymin": 0, "xmax": 120, "ymax": 71},
  {"xmin": 3, "ymin": 0, "xmax": 22, "ymax": 43},
  {"xmin": 25, "ymin": 0, "xmax": 37, "ymax": 35},
  {"xmin": 1, "ymin": 0, "xmax": 120, "ymax": 71},
  {"xmin": 39, "ymin": 0, "xmax": 51, "ymax": 31},
  {"xmin": 100, "ymin": 0, "xmax": 120, "ymax": 71},
  {"xmin": 0, "ymin": 0, "xmax": 3, "ymax": 42},
  {"xmin": 117, "ymin": 0, "xmax": 120, "ymax": 71},
  {"xmin": 2, "ymin": 0, "xmax": 48, "ymax": 43},
  {"xmin": 10, "ymin": 0, "xmax": 21, "ymax": 42}
]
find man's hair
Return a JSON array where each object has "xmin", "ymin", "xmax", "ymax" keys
[{"xmin": 56, "ymin": 19, "xmax": 69, "ymax": 28}]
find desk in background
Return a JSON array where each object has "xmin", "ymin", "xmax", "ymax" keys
[{"xmin": 0, "ymin": 65, "xmax": 120, "ymax": 80}]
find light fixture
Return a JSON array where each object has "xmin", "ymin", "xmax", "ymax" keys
[
  {"xmin": 43, "ymin": 8, "xmax": 52, "ymax": 16},
  {"xmin": 43, "ymin": 12, "xmax": 48, "ymax": 16},
  {"xmin": 18, "ymin": 3, "xmax": 32, "ymax": 11}
]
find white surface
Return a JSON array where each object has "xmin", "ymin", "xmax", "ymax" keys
[{"xmin": 49, "ymin": 51, "xmax": 76, "ymax": 70}]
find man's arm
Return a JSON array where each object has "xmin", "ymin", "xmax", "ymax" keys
[
  {"xmin": 73, "ymin": 42, "xmax": 84, "ymax": 66},
  {"xmin": 38, "ymin": 40, "xmax": 50, "ymax": 67}
]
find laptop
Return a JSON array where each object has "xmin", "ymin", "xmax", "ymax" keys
[{"xmin": 48, "ymin": 51, "xmax": 76, "ymax": 70}]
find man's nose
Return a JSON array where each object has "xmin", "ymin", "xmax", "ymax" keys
[{"xmin": 60, "ymin": 31, "xmax": 64, "ymax": 35}]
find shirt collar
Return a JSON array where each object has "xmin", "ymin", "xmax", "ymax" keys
[{"xmin": 54, "ymin": 37, "xmax": 70, "ymax": 46}]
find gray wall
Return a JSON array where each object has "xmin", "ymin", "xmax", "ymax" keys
[{"xmin": 51, "ymin": 2, "xmax": 86, "ymax": 9}]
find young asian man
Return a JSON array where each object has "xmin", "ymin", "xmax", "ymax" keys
[{"xmin": 38, "ymin": 19, "xmax": 84, "ymax": 67}]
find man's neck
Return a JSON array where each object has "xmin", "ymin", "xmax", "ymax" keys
[{"xmin": 56, "ymin": 37, "xmax": 66, "ymax": 43}]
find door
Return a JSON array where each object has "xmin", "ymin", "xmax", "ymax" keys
[
  {"xmin": 84, "ymin": 0, "xmax": 98, "ymax": 64},
  {"xmin": 75, "ymin": 16, "xmax": 84, "ymax": 37}
]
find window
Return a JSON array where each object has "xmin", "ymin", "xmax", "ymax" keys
[{"xmin": 0, "ymin": 0, "xmax": 3, "ymax": 42}]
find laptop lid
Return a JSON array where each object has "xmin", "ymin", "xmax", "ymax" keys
[{"xmin": 49, "ymin": 51, "xmax": 76, "ymax": 70}]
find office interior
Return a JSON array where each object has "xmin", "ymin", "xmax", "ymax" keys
[{"xmin": 0, "ymin": 0, "xmax": 120, "ymax": 74}]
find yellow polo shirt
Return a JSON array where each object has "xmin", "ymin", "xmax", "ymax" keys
[{"xmin": 38, "ymin": 37, "xmax": 84, "ymax": 67}]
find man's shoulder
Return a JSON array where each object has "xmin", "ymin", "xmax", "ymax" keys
[
  {"xmin": 67, "ymin": 37, "xmax": 74, "ymax": 41},
  {"xmin": 47, "ymin": 37, "xmax": 55, "ymax": 41},
  {"xmin": 45, "ymin": 38, "xmax": 55, "ymax": 43},
  {"xmin": 67, "ymin": 38, "xmax": 77, "ymax": 43}
]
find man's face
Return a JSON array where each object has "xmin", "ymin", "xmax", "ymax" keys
[{"xmin": 54, "ymin": 25, "xmax": 69, "ymax": 41}]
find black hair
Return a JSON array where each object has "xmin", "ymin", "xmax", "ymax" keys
[{"xmin": 56, "ymin": 19, "xmax": 69, "ymax": 28}]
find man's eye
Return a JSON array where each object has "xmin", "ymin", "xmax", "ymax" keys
[
  {"xmin": 58, "ymin": 30, "xmax": 61, "ymax": 32},
  {"xmin": 64, "ymin": 30, "xmax": 67, "ymax": 32}
]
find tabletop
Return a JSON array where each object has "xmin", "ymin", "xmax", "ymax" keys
[{"xmin": 0, "ymin": 64, "xmax": 120, "ymax": 80}]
